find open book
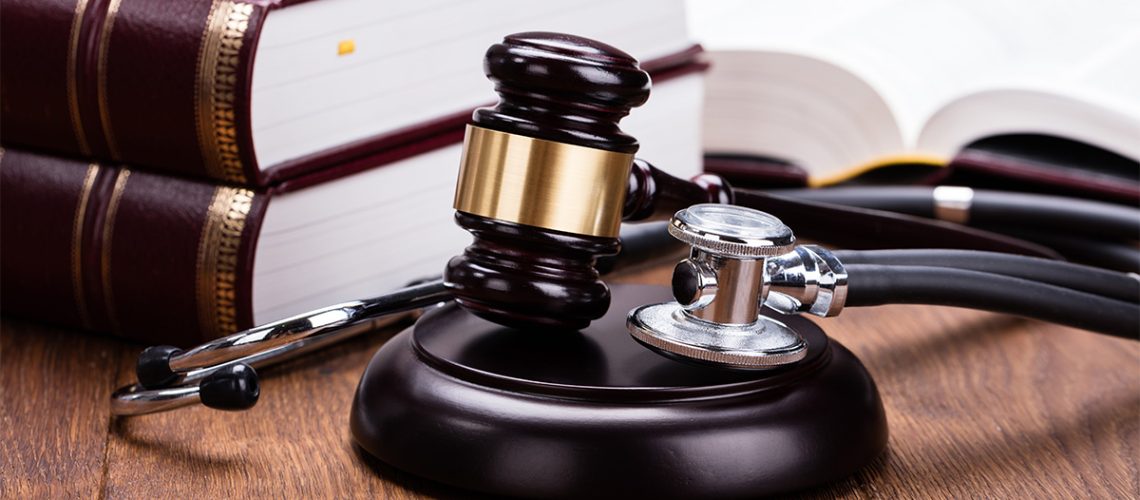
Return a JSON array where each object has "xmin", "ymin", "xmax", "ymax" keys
[{"xmin": 690, "ymin": 0, "xmax": 1140, "ymax": 185}]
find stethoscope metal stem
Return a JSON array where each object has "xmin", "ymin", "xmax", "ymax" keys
[
  {"xmin": 167, "ymin": 280, "xmax": 450, "ymax": 385},
  {"xmin": 111, "ymin": 384, "xmax": 202, "ymax": 416}
]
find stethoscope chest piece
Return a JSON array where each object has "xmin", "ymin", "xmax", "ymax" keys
[
  {"xmin": 628, "ymin": 302, "xmax": 807, "ymax": 369},
  {"xmin": 628, "ymin": 204, "xmax": 811, "ymax": 369}
]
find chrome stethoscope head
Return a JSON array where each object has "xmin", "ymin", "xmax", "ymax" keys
[{"xmin": 627, "ymin": 204, "xmax": 848, "ymax": 369}]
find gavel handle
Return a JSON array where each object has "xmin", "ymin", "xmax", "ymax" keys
[
  {"xmin": 622, "ymin": 158, "xmax": 1059, "ymax": 259},
  {"xmin": 623, "ymin": 158, "xmax": 729, "ymax": 220}
]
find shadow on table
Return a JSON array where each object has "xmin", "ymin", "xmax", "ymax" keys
[{"xmin": 353, "ymin": 444, "xmax": 501, "ymax": 499}]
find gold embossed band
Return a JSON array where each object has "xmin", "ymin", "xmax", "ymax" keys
[
  {"xmin": 66, "ymin": 0, "xmax": 92, "ymax": 155},
  {"xmin": 101, "ymin": 168, "xmax": 131, "ymax": 333},
  {"xmin": 196, "ymin": 187, "xmax": 254, "ymax": 339},
  {"xmin": 71, "ymin": 163, "xmax": 101, "ymax": 329},
  {"xmin": 453, "ymin": 125, "xmax": 634, "ymax": 238},
  {"xmin": 95, "ymin": 0, "xmax": 124, "ymax": 160},
  {"xmin": 195, "ymin": 0, "xmax": 254, "ymax": 184}
]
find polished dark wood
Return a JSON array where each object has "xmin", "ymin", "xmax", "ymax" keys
[
  {"xmin": 472, "ymin": 32, "xmax": 650, "ymax": 152},
  {"xmin": 445, "ymin": 212, "xmax": 618, "ymax": 330},
  {"xmin": 446, "ymin": 32, "xmax": 653, "ymax": 330},
  {"xmin": 351, "ymin": 284, "xmax": 887, "ymax": 497},
  {"xmin": 3, "ymin": 265, "xmax": 1138, "ymax": 498},
  {"xmin": 623, "ymin": 158, "xmax": 724, "ymax": 220}
]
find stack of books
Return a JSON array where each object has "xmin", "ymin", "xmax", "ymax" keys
[{"xmin": 1, "ymin": 0, "xmax": 707, "ymax": 345}]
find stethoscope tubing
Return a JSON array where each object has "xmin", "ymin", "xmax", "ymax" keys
[
  {"xmin": 771, "ymin": 187, "xmax": 1140, "ymax": 239},
  {"xmin": 835, "ymin": 249, "xmax": 1140, "ymax": 304},
  {"xmin": 845, "ymin": 264, "xmax": 1139, "ymax": 339}
]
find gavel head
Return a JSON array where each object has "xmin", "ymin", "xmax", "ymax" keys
[{"xmin": 444, "ymin": 32, "xmax": 651, "ymax": 330}]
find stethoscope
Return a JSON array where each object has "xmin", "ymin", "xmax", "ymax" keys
[
  {"xmin": 110, "ymin": 280, "xmax": 450, "ymax": 415},
  {"xmin": 111, "ymin": 203, "xmax": 1140, "ymax": 415}
]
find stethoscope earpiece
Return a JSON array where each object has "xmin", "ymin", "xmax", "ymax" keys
[
  {"xmin": 136, "ymin": 345, "xmax": 183, "ymax": 389},
  {"xmin": 627, "ymin": 204, "xmax": 847, "ymax": 369},
  {"xmin": 110, "ymin": 363, "xmax": 260, "ymax": 415},
  {"xmin": 109, "ymin": 281, "xmax": 450, "ymax": 416},
  {"xmin": 198, "ymin": 363, "xmax": 260, "ymax": 411}
]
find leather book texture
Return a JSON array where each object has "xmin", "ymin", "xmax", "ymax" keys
[
  {"xmin": 0, "ymin": 147, "xmax": 267, "ymax": 345},
  {"xmin": 1, "ymin": 0, "xmax": 270, "ymax": 185},
  {"xmin": 703, "ymin": 154, "xmax": 810, "ymax": 188},
  {"xmin": 941, "ymin": 147, "xmax": 1140, "ymax": 206},
  {"xmin": 0, "ymin": 0, "xmax": 702, "ymax": 187}
]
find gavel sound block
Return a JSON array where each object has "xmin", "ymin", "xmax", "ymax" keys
[{"xmin": 351, "ymin": 33, "xmax": 886, "ymax": 497}]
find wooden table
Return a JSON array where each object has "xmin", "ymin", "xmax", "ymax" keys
[{"xmin": 3, "ymin": 266, "xmax": 1138, "ymax": 498}]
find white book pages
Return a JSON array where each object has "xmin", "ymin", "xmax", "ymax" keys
[
  {"xmin": 251, "ymin": 0, "xmax": 691, "ymax": 168},
  {"xmin": 691, "ymin": 0, "xmax": 1140, "ymax": 178}
]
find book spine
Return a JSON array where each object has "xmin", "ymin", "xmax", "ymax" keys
[
  {"xmin": 0, "ymin": 147, "xmax": 268, "ymax": 346},
  {"xmin": 0, "ymin": 0, "xmax": 269, "ymax": 185},
  {"xmin": 945, "ymin": 150, "xmax": 1140, "ymax": 206}
]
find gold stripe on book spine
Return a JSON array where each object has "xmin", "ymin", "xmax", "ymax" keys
[
  {"xmin": 194, "ymin": 0, "xmax": 254, "ymax": 183},
  {"xmin": 66, "ymin": 0, "xmax": 92, "ymax": 155},
  {"xmin": 95, "ymin": 0, "xmax": 124, "ymax": 160},
  {"xmin": 101, "ymin": 169, "xmax": 130, "ymax": 333},
  {"xmin": 196, "ymin": 187, "xmax": 254, "ymax": 338},
  {"xmin": 71, "ymin": 163, "xmax": 101, "ymax": 328}
]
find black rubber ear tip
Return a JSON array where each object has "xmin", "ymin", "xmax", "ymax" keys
[
  {"xmin": 199, "ymin": 364, "xmax": 260, "ymax": 411},
  {"xmin": 136, "ymin": 345, "xmax": 183, "ymax": 389}
]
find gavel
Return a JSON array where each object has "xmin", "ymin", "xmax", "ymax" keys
[
  {"xmin": 444, "ymin": 31, "xmax": 1050, "ymax": 331},
  {"xmin": 444, "ymin": 32, "xmax": 724, "ymax": 330}
]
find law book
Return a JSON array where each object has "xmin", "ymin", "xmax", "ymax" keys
[
  {"xmin": 0, "ymin": 0, "xmax": 694, "ymax": 186},
  {"xmin": 0, "ymin": 68, "xmax": 706, "ymax": 346},
  {"xmin": 689, "ymin": 0, "xmax": 1140, "ymax": 187},
  {"xmin": 705, "ymin": 135, "xmax": 1140, "ymax": 206},
  {"xmin": 940, "ymin": 135, "xmax": 1140, "ymax": 206}
]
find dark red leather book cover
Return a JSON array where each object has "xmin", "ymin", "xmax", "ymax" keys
[
  {"xmin": 940, "ymin": 140, "xmax": 1140, "ymax": 206},
  {"xmin": 0, "ymin": 0, "xmax": 702, "ymax": 187},
  {"xmin": 0, "ymin": 147, "xmax": 267, "ymax": 345},
  {"xmin": 1, "ymin": 0, "xmax": 272, "ymax": 185},
  {"xmin": 703, "ymin": 154, "xmax": 811, "ymax": 189},
  {"xmin": 0, "ymin": 123, "xmax": 469, "ymax": 345}
]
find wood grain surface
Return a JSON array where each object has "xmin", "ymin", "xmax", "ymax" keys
[{"xmin": 2, "ymin": 266, "xmax": 1138, "ymax": 498}]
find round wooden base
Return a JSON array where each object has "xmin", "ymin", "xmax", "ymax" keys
[{"xmin": 351, "ymin": 285, "xmax": 887, "ymax": 497}]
